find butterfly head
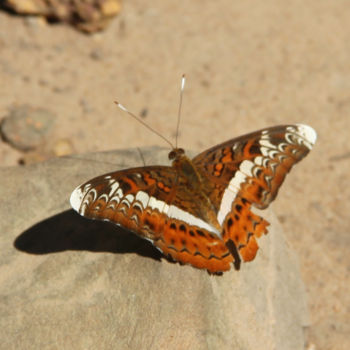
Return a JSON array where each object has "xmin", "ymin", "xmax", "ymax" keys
[{"xmin": 168, "ymin": 148, "xmax": 185, "ymax": 161}]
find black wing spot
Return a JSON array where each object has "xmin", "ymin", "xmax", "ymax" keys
[
  {"xmin": 196, "ymin": 230, "xmax": 205, "ymax": 237},
  {"xmin": 179, "ymin": 224, "xmax": 186, "ymax": 232},
  {"xmin": 180, "ymin": 247, "xmax": 190, "ymax": 253},
  {"xmin": 170, "ymin": 223, "xmax": 176, "ymax": 230},
  {"xmin": 119, "ymin": 180, "xmax": 131, "ymax": 193},
  {"xmin": 126, "ymin": 174, "xmax": 137, "ymax": 181},
  {"xmin": 226, "ymin": 239, "xmax": 241, "ymax": 270},
  {"xmin": 227, "ymin": 218, "xmax": 233, "ymax": 229},
  {"xmin": 235, "ymin": 204, "xmax": 242, "ymax": 213},
  {"xmin": 250, "ymin": 143, "xmax": 261, "ymax": 155},
  {"xmin": 234, "ymin": 214, "xmax": 240, "ymax": 221},
  {"xmin": 256, "ymin": 186, "xmax": 264, "ymax": 200},
  {"xmin": 144, "ymin": 219, "xmax": 154, "ymax": 230},
  {"xmin": 189, "ymin": 230, "xmax": 195, "ymax": 237},
  {"xmin": 240, "ymin": 141, "xmax": 248, "ymax": 151},
  {"xmin": 247, "ymin": 232, "xmax": 253, "ymax": 242},
  {"xmin": 255, "ymin": 168, "xmax": 262, "ymax": 177},
  {"xmin": 133, "ymin": 205, "xmax": 141, "ymax": 212},
  {"xmin": 241, "ymin": 198, "xmax": 249, "ymax": 205}
]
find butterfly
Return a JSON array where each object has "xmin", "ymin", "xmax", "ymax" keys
[{"xmin": 70, "ymin": 123, "xmax": 316, "ymax": 274}]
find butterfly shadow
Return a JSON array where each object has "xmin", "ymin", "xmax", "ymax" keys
[{"xmin": 14, "ymin": 210, "xmax": 163, "ymax": 261}]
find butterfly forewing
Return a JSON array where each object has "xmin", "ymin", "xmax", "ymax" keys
[
  {"xmin": 71, "ymin": 166, "xmax": 234, "ymax": 273},
  {"xmin": 192, "ymin": 124, "xmax": 316, "ymax": 262},
  {"xmin": 193, "ymin": 124, "xmax": 316, "ymax": 211}
]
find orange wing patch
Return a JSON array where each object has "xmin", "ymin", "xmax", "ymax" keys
[
  {"xmin": 155, "ymin": 220, "xmax": 233, "ymax": 274},
  {"xmin": 222, "ymin": 196, "xmax": 269, "ymax": 263}
]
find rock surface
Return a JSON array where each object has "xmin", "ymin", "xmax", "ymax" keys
[{"xmin": 0, "ymin": 147, "xmax": 309, "ymax": 350}]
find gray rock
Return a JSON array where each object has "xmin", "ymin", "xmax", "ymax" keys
[
  {"xmin": 0, "ymin": 147, "xmax": 309, "ymax": 350},
  {"xmin": 0, "ymin": 104, "xmax": 55, "ymax": 151}
]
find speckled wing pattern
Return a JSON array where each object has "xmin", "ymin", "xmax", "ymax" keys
[{"xmin": 70, "ymin": 124, "xmax": 316, "ymax": 273}]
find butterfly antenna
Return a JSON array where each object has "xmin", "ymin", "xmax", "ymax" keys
[
  {"xmin": 114, "ymin": 101, "xmax": 174, "ymax": 149},
  {"xmin": 175, "ymin": 74, "xmax": 186, "ymax": 148},
  {"xmin": 137, "ymin": 147, "xmax": 146, "ymax": 166}
]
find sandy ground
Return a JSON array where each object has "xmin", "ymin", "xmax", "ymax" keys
[{"xmin": 0, "ymin": 1, "xmax": 349, "ymax": 349}]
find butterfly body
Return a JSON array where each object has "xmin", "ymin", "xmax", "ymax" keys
[{"xmin": 70, "ymin": 124, "xmax": 316, "ymax": 274}]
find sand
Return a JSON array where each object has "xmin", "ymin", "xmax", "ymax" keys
[{"xmin": 0, "ymin": 1, "xmax": 349, "ymax": 349}]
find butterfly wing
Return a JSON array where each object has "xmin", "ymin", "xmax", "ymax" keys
[
  {"xmin": 70, "ymin": 166, "xmax": 233, "ymax": 273},
  {"xmin": 192, "ymin": 124, "xmax": 317, "ymax": 262}
]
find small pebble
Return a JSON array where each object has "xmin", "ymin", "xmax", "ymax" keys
[
  {"xmin": 0, "ymin": 105, "xmax": 55, "ymax": 151},
  {"xmin": 52, "ymin": 138, "xmax": 74, "ymax": 157}
]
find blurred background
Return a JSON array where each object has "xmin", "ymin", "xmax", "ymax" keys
[{"xmin": 0, "ymin": 1, "xmax": 349, "ymax": 349}]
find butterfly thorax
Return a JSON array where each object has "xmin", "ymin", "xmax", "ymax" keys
[
  {"xmin": 170, "ymin": 149, "xmax": 199, "ymax": 181},
  {"xmin": 169, "ymin": 148, "xmax": 222, "ymax": 231}
]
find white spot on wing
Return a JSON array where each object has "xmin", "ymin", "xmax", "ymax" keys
[
  {"xmin": 260, "ymin": 147, "xmax": 270, "ymax": 157},
  {"xmin": 121, "ymin": 193, "xmax": 135, "ymax": 208},
  {"xmin": 85, "ymin": 189, "xmax": 97, "ymax": 203},
  {"xmin": 217, "ymin": 157, "xmax": 262, "ymax": 225},
  {"xmin": 136, "ymin": 191, "xmax": 149, "ymax": 209},
  {"xmin": 260, "ymin": 139, "xmax": 277, "ymax": 149},
  {"xmin": 217, "ymin": 168, "xmax": 248, "ymax": 225},
  {"xmin": 254, "ymin": 156, "xmax": 263, "ymax": 166},
  {"xmin": 162, "ymin": 203, "xmax": 169, "ymax": 215},
  {"xmin": 240, "ymin": 160, "xmax": 254, "ymax": 177},
  {"xmin": 229, "ymin": 170, "xmax": 246, "ymax": 191},
  {"xmin": 148, "ymin": 196, "xmax": 164, "ymax": 212},
  {"xmin": 125, "ymin": 194, "xmax": 134, "ymax": 204},
  {"xmin": 109, "ymin": 181, "xmax": 120, "ymax": 197},
  {"xmin": 98, "ymin": 194, "xmax": 109, "ymax": 202},
  {"xmin": 295, "ymin": 124, "xmax": 317, "ymax": 148},
  {"xmin": 133, "ymin": 202, "xmax": 143, "ymax": 211},
  {"xmin": 217, "ymin": 186, "xmax": 238, "ymax": 225},
  {"xmin": 110, "ymin": 188, "xmax": 124, "ymax": 204},
  {"xmin": 110, "ymin": 195, "xmax": 121, "ymax": 204},
  {"xmin": 70, "ymin": 186, "xmax": 84, "ymax": 212}
]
